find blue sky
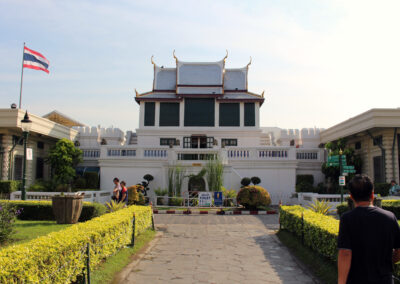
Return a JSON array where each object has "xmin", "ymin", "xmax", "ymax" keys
[{"xmin": 1, "ymin": 0, "xmax": 399, "ymax": 131}]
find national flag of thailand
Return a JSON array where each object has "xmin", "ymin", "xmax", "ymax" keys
[{"xmin": 23, "ymin": 46, "xmax": 50, "ymax": 74}]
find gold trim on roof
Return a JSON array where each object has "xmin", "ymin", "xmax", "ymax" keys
[
  {"xmin": 173, "ymin": 50, "xmax": 178, "ymax": 62},
  {"xmin": 151, "ymin": 55, "xmax": 156, "ymax": 66},
  {"xmin": 223, "ymin": 50, "xmax": 228, "ymax": 62},
  {"xmin": 135, "ymin": 89, "xmax": 140, "ymax": 97},
  {"xmin": 261, "ymin": 90, "xmax": 265, "ymax": 98}
]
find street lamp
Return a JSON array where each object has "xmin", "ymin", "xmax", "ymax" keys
[{"xmin": 20, "ymin": 111, "xmax": 32, "ymax": 200}]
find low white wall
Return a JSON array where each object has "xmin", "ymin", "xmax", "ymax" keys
[{"xmin": 10, "ymin": 190, "xmax": 112, "ymax": 204}]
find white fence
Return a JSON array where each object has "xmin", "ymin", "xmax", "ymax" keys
[
  {"xmin": 10, "ymin": 191, "xmax": 113, "ymax": 204},
  {"xmin": 296, "ymin": 192, "xmax": 349, "ymax": 207}
]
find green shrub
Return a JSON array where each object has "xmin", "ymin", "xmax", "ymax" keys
[
  {"xmin": 296, "ymin": 175, "xmax": 314, "ymax": 186},
  {"xmin": 337, "ymin": 199, "xmax": 400, "ymax": 218},
  {"xmin": 279, "ymin": 205, "xmax": 338, "ymax": 262},
  {"xmin": 84, "ymin": 172, "xmax": 99, "ymax": 189},
  {"xmin": 28, "ymin": 183, "xmax": 47, "ymax": 192},
  {"xmin": 0, "ymin": 203, "xmax": 20, "ymax": 244},
  {"xmin": 0, "ymin": 201, "xmax": 106, "ymax": 222},
  {"xmin": 237, "ymin": 185, "xmax": 271, "ymax": 210},
  {"xmin": 169, "ymin": 197, "xmax": 183, "ymax": 206},
  {"xmin": 251, "ymin": 176, "xmax": 261, "ymax": 185},
  {"xmin": 306, "ymin": 199, "xmax": 333, "ymax": 215},
  {"xmin": 0, "ymin": 181, "xmax": 21, "ymax": 193},
  {"xmin": 374, "ymin": 183, "xmax": 391, "ymax": 197},
  {"xmin": 0, "ymin": 205, "xmax": 153, "ymax": 283},
  {"xmin": 336, "ymin": 202, "xmax": 349, "ymax": 216}
]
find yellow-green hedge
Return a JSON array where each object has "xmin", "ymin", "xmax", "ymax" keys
[
  {"xmin": 279, "ymin": 205, "xmax": 339, "ymax": 261},
  {"xmin": 0, "ymin": 205, "xmax": 153, "ymax": 283}
]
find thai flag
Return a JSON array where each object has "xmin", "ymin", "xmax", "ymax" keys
[{"xmin": 23, "ymin": 46, "xmax": 50, "ymax": 74}]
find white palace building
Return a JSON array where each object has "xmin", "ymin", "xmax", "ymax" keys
[{"xmin": 75, "ymin": 53, "xmax": 325, "ymax": 204}]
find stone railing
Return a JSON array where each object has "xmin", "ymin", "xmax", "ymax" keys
[
  {"xmin": 10, "ymin": 191, "xmax": 112, "ymax": 204},
  {"xmin": 295, "ymin": 149, "xmax": 324, "ymax": 161},
  {"xmin": 297, "ymin": 192, "xmax": 349, "ymax": 207}
]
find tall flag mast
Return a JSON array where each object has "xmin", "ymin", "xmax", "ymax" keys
[{"xmin": 19, "ymin": 43, "xmax": 50, "ymax": 109}]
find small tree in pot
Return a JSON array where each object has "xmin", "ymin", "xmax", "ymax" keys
[{"xmin": 46, "ymin": 139, "xmax": 83, "ymax": 224}]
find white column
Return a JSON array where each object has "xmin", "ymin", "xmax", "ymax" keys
[
  {"xmin": 179, "ymin": 100, "xmax": 184, "ymax": 127},
  {"xmin": 255, "ymin": 102, "xmax": 260, "ymax": 128},
  {"xmin": 139, "ymin": 102, "xmax": 145, "ymax": 128},
  {"xmin": 215, "ymin": 101, "xmax": 219, "ymax": 127},
  {"xmin": 1, "ymin": 135, "xmax": 12, "ymax": 180},
  {"xmin": 155, "ymin": 102, "xmax": 160, "ymax": 127},
  {"xmin": 240, "ymin": 102, "xmax": 244, "ymax": 127}
]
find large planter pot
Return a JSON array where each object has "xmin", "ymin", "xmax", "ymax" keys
[{"xmin": 52, "ymin": 195, "xmax": 84, "ymax": 224}]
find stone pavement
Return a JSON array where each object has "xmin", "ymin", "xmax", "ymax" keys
[{"xmin": 118, "ymin": 215, "xmax": 316, "ymax": 284}]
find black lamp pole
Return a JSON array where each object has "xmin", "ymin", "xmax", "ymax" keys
[{"xmin": 20, "ymin": 111, "xmax": 32, "ymax": 200}]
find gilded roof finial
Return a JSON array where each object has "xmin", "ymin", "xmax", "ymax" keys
[
  {"xmin": 135, "ymin": 89, "xmax": 140, "ymax": 97},
  {"xmin": 261, "ymin": 90, "xmax": 265, "ymax": 98},
  {"xmin": 223, "ymin": 50, "xmax": 228, "ymax": 62},
  {"xmin": 247, "ymin": 56, "xmax": 252, "ymax": 68},
  {"xmin": 173, "ymin": 50, "xmax": 178, "ymax": 62},
  {"xmin": 151, "ymin": 55, "xmax": 156, "ymax": 66}
]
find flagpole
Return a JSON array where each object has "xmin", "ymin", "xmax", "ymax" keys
[{"xmin": 19, "ymin": 42, "xmax": 25, "ymax": 109}]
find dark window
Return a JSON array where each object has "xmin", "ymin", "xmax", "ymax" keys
[
  {"xmin": 13, "ymin": 155, "xmax": 23, "ymax": 180},
  {"xmin": 373, "ymin": 135, "xmax": 382, "ymax": 146},
  {"xmin": 355, "ymin": 141, "xmax": 361, "ymax": 150},
  {"xmin": 160, "ymin": 138, "xmax": 177, "ymax": 146},
  {"xmin": 222, "ymin": 139, "xmax": 237, "ymax": 146},
  {"xmin": 244, "ymin": 103, "xmax": 255, "ymax": 126},
  {"xmin": 36, "ymin": 157, "xmax": 44, "ymax": 179},
  {"xmin": 159, "ymin": 103, "xmax": 180, "ymax": 126},
  {"xmin": 37, "ymin": 141, "xmax": 44, "ymax": 149},
  {"xmin": 144, "ymin": 102, "xmax": 155, "ymax": 126},
  {"xmin": 184, "ymin": 98, "xmax": 215, "ymax": 126},
  {"xmin": 219, "ymin": 103, "xmax": 239, "ymax": 126},
  {"xmin": 373, "ymin": 156, "xmax": 384, "ymax": 183},
  {"xmin": 183, "ymin": 137, "xmax": 191, "ymax": 148},
  {"xmin": 12, "ymin": 135, "xmax": 23, "ymax": 146}
]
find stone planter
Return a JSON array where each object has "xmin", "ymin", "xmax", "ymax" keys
[{"xmin": 52, "ymin": 195, "xmax": 84, "ymax": 224}]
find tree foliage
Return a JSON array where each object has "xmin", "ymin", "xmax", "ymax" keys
[{"xmin": 46, "ymin": 138, "xmax": 82, "ymax": 186}]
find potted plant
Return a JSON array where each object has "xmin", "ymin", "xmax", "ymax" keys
[
  {"xmin": 46, "ymin": 139, "xmax": 84, "ymax": 224},
  {"xmin": 154, "ymin": 188, "xmax": 168, "ymax": 206}
]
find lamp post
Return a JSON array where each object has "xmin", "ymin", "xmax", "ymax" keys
[
  {"xmin": 20, "ymin": 111, "xmax": 32, "ymax": 200},
  {"xmin": 339, "ymin": 149, "xmax": 343, "ymax": 203}
]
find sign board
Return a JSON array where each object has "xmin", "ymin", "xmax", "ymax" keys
[
  {"xmin": 343, "ymin": 165, "xmax": 355, "ymax": 170},
  {"xmin": 339, "ymin": 176, "xmax": 346, "ymax": 186},
  {"xmin": 26, "ymin": 148, "xmax": 33, "ymax": 160},
  {"xmin": 214, "ymin": 192, "xmax": 223, "ymax": 207},
  {"xmin": 343, "ymin": 169, "xmax": 356, "ymax": 174},
  {"xmin": 199, "ymin": 192, "xmax": 212, "ymax": 207}
]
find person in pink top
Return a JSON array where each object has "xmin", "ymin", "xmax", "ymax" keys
[{"xmin": 112, "ymin": 177, "xmax": 121, "ymax": 201}]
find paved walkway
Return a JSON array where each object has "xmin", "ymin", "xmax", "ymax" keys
[{"xmin": 119, "ymin": 215, "xmax": 316, "ymax": 284}]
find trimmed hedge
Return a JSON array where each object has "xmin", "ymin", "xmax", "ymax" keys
[
  {"xmin": 374, "ymin": 183, "xmax": 391, "ymax": 197},
  {"xmin": 337, "ymin": 200, "xmax": 400, "ymax": 219},
  {"xmin": 0, "ymin": 181, "xmax": 20, "ymax": 193},
  {"xmin": 83, "ymin": 172, "xmax": 99, "ymax": 189},
  {"xmin": 279, "ymin": 205, "xmax": 338, "ymax": 262},
  {"xmin": 295, "ymin": 175, "xmax": 315, "ymax": 193},
  {"xmin": 0, "ymin": 205, "xmax": 153, "ymax": 283},
  {"xmin": 237, "ymin": 185, "xmax": 271, "ymax": 210},
  {"xmin": 0, "ymin": 201, "xmax": 106, "ymax": 222}
]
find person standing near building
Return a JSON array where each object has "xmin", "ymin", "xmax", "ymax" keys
[
  {"xmin": 119, "ymin": 181, "xmax": 128, "ymax": 204},
  {"xmin": 390, "ymin": 180, "xmax": 400, "ymax": 196},
  {"xmin": 112, "ymin": 177, "xmax": 121, "ymax": 201},
  {"xmin": 338, "ymin": 175, "xmax": 400, "ymax": 283}
]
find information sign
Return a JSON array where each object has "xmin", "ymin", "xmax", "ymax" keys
[
  {"xmin": 213, "ymin": 192, "xmax": 223, "ymax": 207},
  {"xmin": 339, "ymin": 176, "xmax": 346, "ymax": 186},
  {"xmin": 199, "ymin": 192, "xmax": 212, "ymax": 207},
  {"xmin": 26, "ymin": 148, "xmax": 33, "ymax": 160}
]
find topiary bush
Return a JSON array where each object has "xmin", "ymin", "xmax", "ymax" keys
[
  {"xmin": 295, "ymin": 174, "xmax": 315, "ymax": 193},
  {"xmin": 251, "ymin": 176, "xmax": 261, "ymax": 185},
  {"xmin": 240, "ymin": 177, "xmax": 251, "ymax": 187},
  {"xmin": 236, "ymin": 185, "xmax": 271, "ymax": 210}
]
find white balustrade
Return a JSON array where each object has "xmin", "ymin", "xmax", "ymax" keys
[{"xmin": 10, "ymin": 191, "xmax": 113, "ymax": 204}]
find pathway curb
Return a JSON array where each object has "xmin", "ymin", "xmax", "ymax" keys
[{"xmin": 153, "ymin": 209, "xmax": 277, "ymax": 215}]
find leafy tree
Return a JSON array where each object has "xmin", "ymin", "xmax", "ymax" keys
[{"xmin": 46, "ymin": 138, "xmax": 82, "ymax": 190}]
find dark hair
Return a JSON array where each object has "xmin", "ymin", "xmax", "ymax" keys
[
  {"xmin": 391, "ymin": 180, "xmax": 397, "ymax": 184},
  {"xmin": 120, "ymin": 181, "xmax": 126, "ymax": 186},
  {"xmin": 113, "ymin": 177, "xmax": 119, "ymax": 182},
  {"xmin": 348, "ymin": 175, "xmax": 374, "ymax": 202}
]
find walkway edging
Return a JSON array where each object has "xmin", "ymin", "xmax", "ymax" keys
[{"xmin": 153, "ymin": 209, "xmax": 277, "ymax": 215}]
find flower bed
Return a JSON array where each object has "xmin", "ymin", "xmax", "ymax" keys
[
  {"xmin": 0, "ymin": 200, "xmax": 106, "ymax": 222},
  {"xmin": 0, "ymin": 205, "xmax": 153, "ymax": 283}
]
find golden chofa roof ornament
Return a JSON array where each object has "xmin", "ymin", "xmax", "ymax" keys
[
  {"xmin": 151, "ymin": 55, "xmax": 156, "ymax": 66},
  {"xmin": 223, "ymin": 50, "xmax": 228, "ymax": 62},
  {"xmin": 173, "ymin": 49, "xmax": 178, "ymax": 62},
  {"xmin": 247, "ymin": 56, "xmax": 252, "ymax": 68},
  {"xmin": 261, "ymin": 90, "xmax": 265, "ymax": 98},
  {"xmin": 135, "ymin": 89, "xmax": 140, "ymax": 97}
]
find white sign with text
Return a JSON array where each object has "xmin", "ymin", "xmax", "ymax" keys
[{"xmin": 198, "ymin": 192, "xmax": 212, "ymax": 207}]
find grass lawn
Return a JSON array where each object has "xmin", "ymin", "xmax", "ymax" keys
[
  {"xmin": 91, "ymin": 229, "xmax": 156, "ymax": 284},
  {"xmin": 276, "ymin": 229, "xmax": 337, "ymax": 284},
  {"xmin": 1, "ymin": 220, "xmax": 71, "ymax": 248}
]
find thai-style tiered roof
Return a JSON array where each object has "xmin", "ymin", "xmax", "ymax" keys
[{"xmin": 135, "ymin": 51, "xmax": 264, "ymax": 105}]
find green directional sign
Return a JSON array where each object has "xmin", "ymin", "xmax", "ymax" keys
[
  {"xmin": 343, "ymin": 169, "xmax": 356, "ymax": 173},
  {"xmin": 343, "ymin": 165, "xmax": 355, "ymax": 170}
]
